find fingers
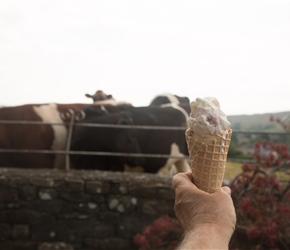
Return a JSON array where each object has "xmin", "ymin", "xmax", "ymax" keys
[
  {"xmin": 172, "ymin": 172, "xmax": 232, "ymax": 198},
  {"xmin": 221, "ymin": 186, "xmax": 231, "ymax": 196},
  {"xmin": 183, "ymin": 171, "xmax": 194, "ymax": 180},
  {"xmin": 172, "ymin": 172, "xmax": 208, "ymax": 199},
  {"xmin": 172, "ymin": 172, "xmax": 194, "ymax": 190}
]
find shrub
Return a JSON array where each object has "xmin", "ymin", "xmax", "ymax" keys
[
  {"xmin": 133, "ymin": 215, "xmax": 182, "ymax": 250},
  {"xmin": 229, "ymin": 140, "xmax": 290, "ymax": 249}
]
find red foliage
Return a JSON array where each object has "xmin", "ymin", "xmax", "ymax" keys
[
  {"xmin": 230, "ymin": 140, "xmax": 290, "ymax": 249},
  {"xmin": 133, "ymin": 215, "xmax": 182, "ymax": 250}
]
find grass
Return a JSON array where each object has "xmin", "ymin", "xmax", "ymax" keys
[
  {"xmin": 224, "ymin": 161, "xmax": 290, "ymax": 183},
  {"xmin": 224, "ymin": 162, "xmax": 243, "ymax": 181},
  {"xmin": 274, "ymin": 171, "xmax": 290, "ymax": 182}
]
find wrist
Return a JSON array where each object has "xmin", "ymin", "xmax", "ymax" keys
[{"xmin": 178, "ymin": 223, "xmax": 231, "ymax": 250}]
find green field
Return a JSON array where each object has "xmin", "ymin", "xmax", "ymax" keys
[
  {"xmin": 225, "ymin": 162, "xmax": 243, "ymax": 180},
  {"xmin": 224, "ymin": 162, "xmax": 290, "ymax": 183}
]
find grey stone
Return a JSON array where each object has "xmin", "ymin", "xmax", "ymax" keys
[
  {"xmin": 38, "ymin": 242, "xmax": 74, "ymax": 250},
  {"xmin": 30, "ymin": 178, "xmax": 54, "ymax": 187},
  {"xmin": 20, "ymin": 185, "xmax": 37, "ymax": 201},
  {"xmin": 0, "ymin": 186, "xmax": 18, "ymax": 202},
  {"xmin": 12, "ymin": 224, "xmax": 30, "ymax": 239},
  {"xmin": 85, "ymin": 181, "xmax": 110, "ymax": 194}
]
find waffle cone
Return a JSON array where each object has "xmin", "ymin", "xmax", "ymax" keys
[{"xmin": 185, "ymin": 128, "xmax": 232, "ymax": 193}]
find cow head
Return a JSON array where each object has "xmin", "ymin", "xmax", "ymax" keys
[{"xmin": 85, "ymin": 90, "xmax": 115, "ymax": 103}]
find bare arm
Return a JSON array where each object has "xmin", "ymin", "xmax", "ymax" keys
[{"xmin": 172, "ymin": 172, "xmax": 236, "ymax": 249}]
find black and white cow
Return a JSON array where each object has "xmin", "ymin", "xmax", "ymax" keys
[
  {"xmin": 149, "ymin": 93, "xmax": 191, "ymax": 114},
  {"xmin": 70, "ymin": 111, "xmax": 143, "ymax": 171},
  {"xmin": 70, "ymin": 104, "xmax": 191, "ymax": 174}
]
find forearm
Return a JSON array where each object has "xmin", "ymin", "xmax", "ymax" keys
[{"xmin": 177, "ymin": 224, "xmax": 231, "ymax": 250}]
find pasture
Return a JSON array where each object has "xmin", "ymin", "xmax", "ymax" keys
[{"xmin": 225, "ymin": 161, "xmax": 243, "ymax": 180}]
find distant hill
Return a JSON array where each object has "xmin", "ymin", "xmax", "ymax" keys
[
  {"xmin": 227, "ymin": 111, "xmax": 290, "ymax": 159},
  {"xmin": 228, "ymin": 111, "xmax": 290, "ymax": 132}
]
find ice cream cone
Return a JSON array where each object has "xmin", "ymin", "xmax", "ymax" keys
[{"xmin": 185, "ymin": 128, "xmax": 232, "ymax": 193}]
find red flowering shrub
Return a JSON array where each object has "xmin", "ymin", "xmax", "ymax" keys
[
  {"xmin": 230, "ymin": 140, "xmax": 290, "ymax": 249},
  {"xmin": 133, "ymin": 215, "xmax": 182, "ymax": 250}
]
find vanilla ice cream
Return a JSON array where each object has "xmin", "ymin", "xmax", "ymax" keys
[
  {"xmin": 186, "ymin": 97, "xmax": 231, "ymax": 144},
  {"xmin": 185, "ymin": 97, "xmax": 232, "ymax": 193}
]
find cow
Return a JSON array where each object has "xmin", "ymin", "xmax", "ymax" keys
[
  {"xmin": 0, "ymin": 103, "xmax": 90, "ymax": 169},
  {"xmin": 149, "ymin": 92, "xmax": 190, "ymax": 106},
  {"xmin": 149, "ymin": 92, "xmax": 191, "ymax": 114},
  {"xmin": 0, "ymin": 98, "xmax": 137, "ymax": 169},
  {"xmin": 70, "ymin": 111, "xmax": 144, "ymax": 171},
  {"xmin": 85, "ymin": 90, "xmax": 132, "ymax": 106},
  {"xmin": 85, "ymin": 90, "xmax": 115, "ymax": 102},
  {"xmin": 70, "ymin": 104, "xmax": 191, "ymax": 174}
]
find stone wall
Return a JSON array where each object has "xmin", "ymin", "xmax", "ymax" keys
[{"xmin": 0, "ymin": 168, "xmax": 176, "ymax": 250}]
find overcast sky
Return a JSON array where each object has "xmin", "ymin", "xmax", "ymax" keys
[{"xmin": 1, "ymin": 1, "xmax": 290, "ymax": 116}]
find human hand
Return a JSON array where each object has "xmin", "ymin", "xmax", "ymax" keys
[{"xmin": 172, "ymin": 172, "xmax": 236, "ymax": 248}]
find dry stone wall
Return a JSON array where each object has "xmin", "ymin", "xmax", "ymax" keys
[{"xmin": 0, "ymin": 168, "xmax": 176, "ymax": 250}]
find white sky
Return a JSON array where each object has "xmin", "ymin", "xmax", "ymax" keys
[{"xmin": 0, "ymin": 0, "xmax": 290, "ymax": 116}]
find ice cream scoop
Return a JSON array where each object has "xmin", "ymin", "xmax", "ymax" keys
[{"xmin": 185, "ymin": 97, "xmax": 232, "ymax": 193}]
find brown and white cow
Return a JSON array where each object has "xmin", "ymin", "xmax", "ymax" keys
[
  {"xmin": 0, "ymin": 103, "xmax": 90, "ymax": 169},
  {"xmin": 70, "ymin": 104, "xmax": 191, "ymax": 174},
  {"xmin": 85, "ymin": 90, "xmax": 115, "ymax": 102},
  {"xmin": 85, "ymin": 90, "xmax": 132, "ymax": 106},
  {"xmin": 0, "ymin": 100, "xmax": 136, "ymax": 169}
]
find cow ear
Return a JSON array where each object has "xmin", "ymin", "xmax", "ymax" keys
[{"xmin": 85, "ymin": 94, "xmax": 92, "ymax": 98}]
